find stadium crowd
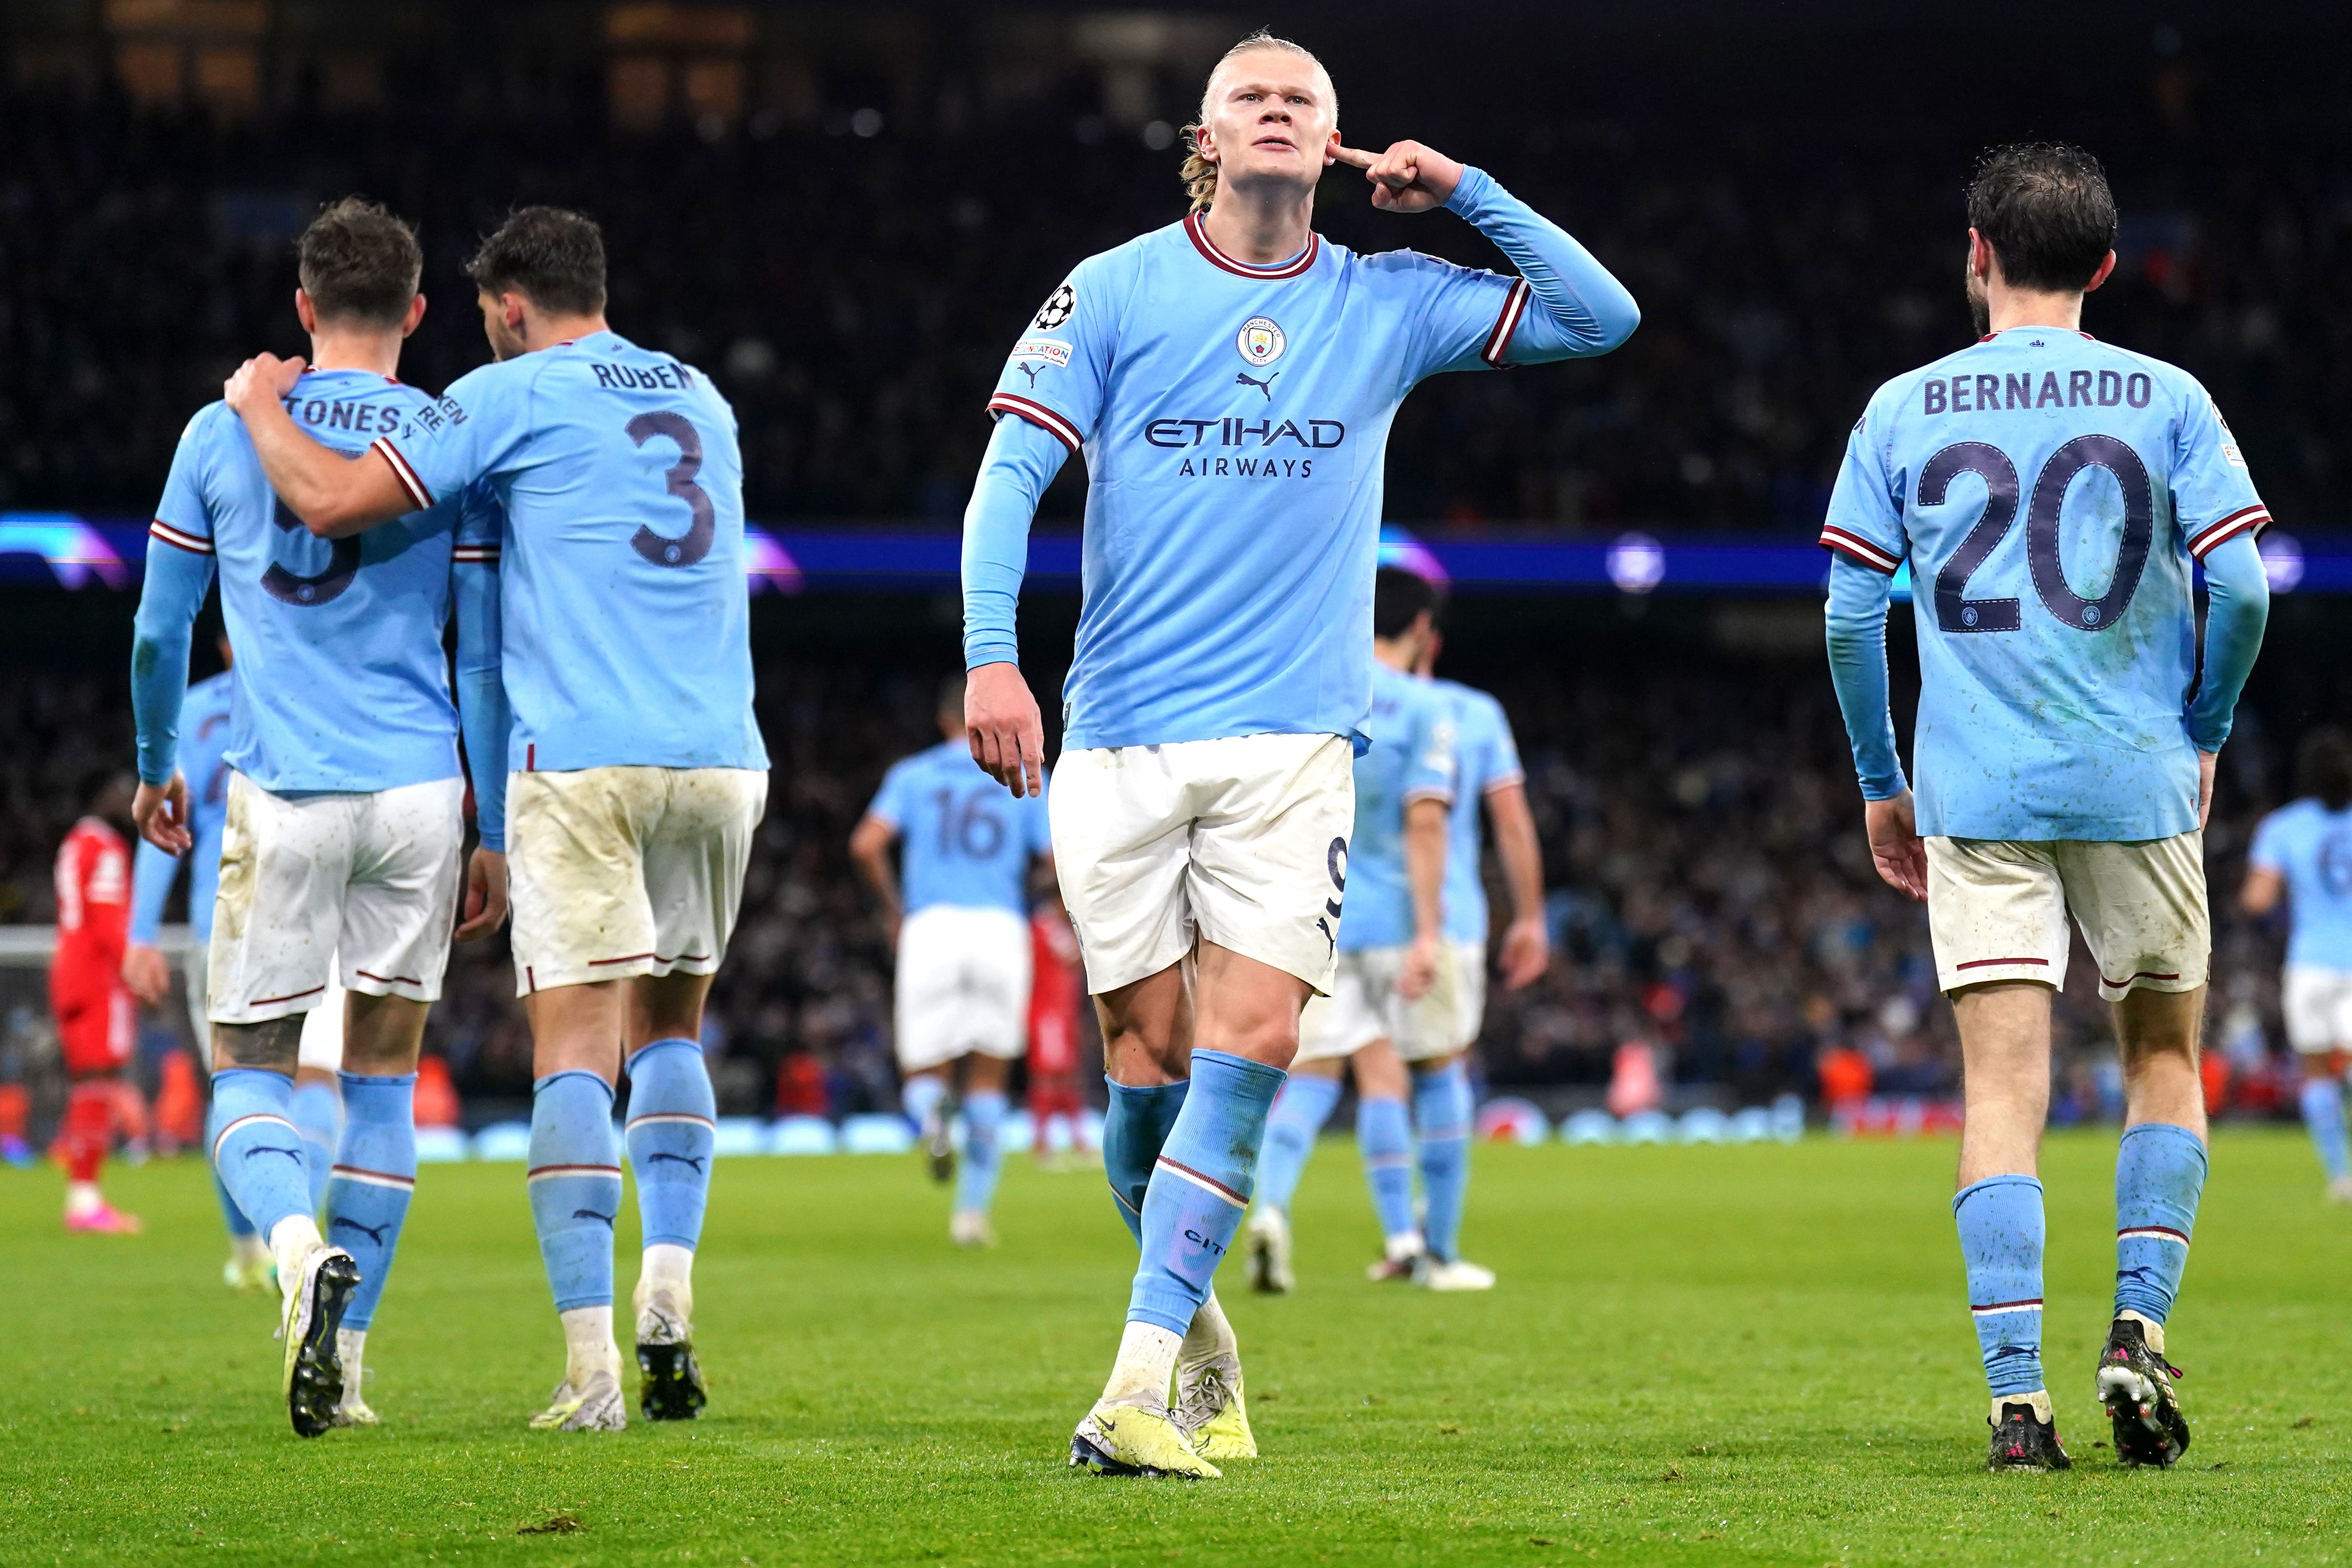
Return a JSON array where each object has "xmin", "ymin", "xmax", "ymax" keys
[
  {"xmin": 0, "ymin": 652, "xmax": 2311, "ymax": 1124},
  {"xmin": 0, "ymin": 51, "xmax": 2347, "ymax": 533}
]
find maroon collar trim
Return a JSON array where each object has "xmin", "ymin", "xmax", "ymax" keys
[{"xmin": 1184, "ymin": 212, "xmax": 1319, "ymax": 279}]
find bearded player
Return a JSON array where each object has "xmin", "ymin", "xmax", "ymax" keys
[
  {"xmin": 1824, "ymin": 144, "xmax": 2269, "ymax": 1470},
  {"xmin": 961, "ymin": 30, "xmax": 1637, "ymax": 1476}
]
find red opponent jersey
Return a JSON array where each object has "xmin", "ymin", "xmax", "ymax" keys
[
  {"xmin": 1027, "ymin": 910, "xmax": 1084, "ymax": 1077},
  {"xmin": 54, "ymin": 816, "xmax": 131, "ymax": 985}
]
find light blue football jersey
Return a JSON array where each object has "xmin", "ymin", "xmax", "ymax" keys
[
  {"xmin": 372, "ymin": 331, "xmax": 767, "ymax": 774},
  {"xmin": 1338, "ymin": 662, "xmax": 1458, "ymax": 952},
  {"xmin": 1429, "ymin": 677, "xmax": 1525, "ymax": 946},
  {"xmin": 1821, "ymin": 329, "xmax": 2268, "ymax": 840},
  {"xmin": 866, "ymin": 741, "xmax": 1051, "ymax": 917},
  {"xmin": 986, "ymin": 178, "xmax": 1582, "ymax": 753},
  {"xmin": 128, "ymin": 671, "xmax": 234, "ymax": 946},
  {"xmin": 150, "ymin": 372, "xmax": 489, "ymax": 792},
  {"xmin": 2250, "ymin": 799, "xmax": 2352, "ymax": 970}
]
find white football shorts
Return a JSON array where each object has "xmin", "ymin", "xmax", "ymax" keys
[
  {"xmin": 894, "ymin": 903, "xmax": 1033, "ymax": 1073},
  {"xmin": 183, "ymin": 938, "xmax": 209, "ymax": 1065},
  {"xmin": 298, "ymin": 968, "xmax": 346, "ymax": 1072},
  {"xmin": 1924, "ymin": 832, "xmax": 2209, "ymax": 1001},
  {"xmin": 208, "ymin": 773, "xmax": 464, "ymax": 1025},
  {"xmin": 2282, "ymin": 964, "xmax": 2352, "ymax": 1055},
  {"xmin": 1448, "ymin": 939, "xmax": 1489, "ymax": 1052},
  {"xmin": 508, "ymin": 765, "xmax": 767, "ymax": 995},
  {"xmin": 1296, "ymin": 942, "xmax": 1469, "ymax": 1065},
  {"xmin": 1049, "ymin": 733, "xmax": 1354, "ymax": 996}
]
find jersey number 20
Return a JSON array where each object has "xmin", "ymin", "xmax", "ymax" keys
[
  {"xmin": 627, "ymin": 411, "xmax": 715, "ymax": 568},
  {"xmin": 1926, "ymin": 434, "xmax": 2153, "ymax": 635}
]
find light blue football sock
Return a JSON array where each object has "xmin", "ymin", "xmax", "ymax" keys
[
  {"xmin": 624, "ymin": 1038, "xmax": 717, "ymax": 1252},
  {"xmin": 901, "ymin": 1073, "xmax": 948, "ymax": 1133},
  {"xmin": 527, "ymin": 1071, "xmax": 622, "ymax": 1313},
  {"xmin": 2300, "ymin": 1076, "xmax": 2350, "ymax": 1183},
  {"xmin": 326, "ymin": 1073, "xmax": 417, "ymax": 1332},
  {"xmin": 1102, "ymin": 1077, "xmax": 1190, "ymax": 1245},
  {"xmin": 1128, "ymin": 1050, "xmax": 1283, "ymax": 1334},
  {"xmin": 955, "ymin": 1090, "xmax": 1008, "ymax": 1217},
  {"xmin": 1254, "ymin": 1072, "xmax": 1341, "ymax": 1217},
  {"xmin": 1358, "ymin": 1094, "xmax": 1417, "ymax": 1245},
  {"xmin": 215, "ymin": 1168, "xmax": 257, "ymax": 1239},
  {"xmin": 208, "ymin": 1068, "xmax": 314, "ymax": 1240},
  {"xmin": 2114, "ymin": 1122, "xmax": 2207, "ymax": 1326},
  {"xmin": 1413, "ymin": 1061, "xmax": 1475, "ymax": 1263},
  {"xmin": 291, "ymin": 1075, "xmax": 343, "ymax": 1214},
  {"xmin": 1954, "ymin": 1174, "xmax": 2046, "ymax": 1397}
]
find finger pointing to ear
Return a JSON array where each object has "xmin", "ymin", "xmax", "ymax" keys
[{"xmin": 1332, "ymin": 145, "xmax": 1377, "ymax": 170}]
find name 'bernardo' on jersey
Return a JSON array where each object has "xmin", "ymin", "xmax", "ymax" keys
[{"xmin": 1921, "ymin": 366, "xmax": 2156, "ymax": 416}]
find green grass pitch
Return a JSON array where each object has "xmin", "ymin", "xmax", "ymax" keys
[{"xmin": 2, "ymin": 1129, "xmax": 2346, "ymax": 1565}]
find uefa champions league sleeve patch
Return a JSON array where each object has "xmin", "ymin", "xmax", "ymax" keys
[{"xmin": 1032, "ymin": 282, "xmax": 1075, "ymax": 330}]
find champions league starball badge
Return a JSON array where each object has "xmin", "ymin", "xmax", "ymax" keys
[
  {"xmin": 1032, "ymin": 282, "xmax": 1075, "ymax": 330},
  {"xmin": 1236, "ymin": 316, "xmax": 1285, "ymax": 368}
]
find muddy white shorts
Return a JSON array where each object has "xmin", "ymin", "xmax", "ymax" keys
[
  {"xmin": 298, "ymin": 969, "xmax": 346, "ymax": 1071},
  {"xmin": 1049, "ymin": 734, "xmax": 1355, "ymax": 996},
  {"xmin": 2283, "ymin": 964, "xmax": 2352, "ymax": 1055},
  {"xmin": 1296, "ymin": 942, "xmax": 1469, "ymax": 1065},
  {"xmin": 508, "ymin": 765, "xmax": 767, "ymax": 995},
  {"xmin": 1924, "ymin": 832, "xmax": 2209, "ymax": 1001},
  {"xmin": 1447, "ymin": 939, "xmax": 1489, "ymax": 1051},
  {"xmin": 208, "ymin": 773, "xmax": 464, "ymax": 1025},
  {"xmin": 894, "ymin": 903, "xmax": 1033, "ymax": 1073}
]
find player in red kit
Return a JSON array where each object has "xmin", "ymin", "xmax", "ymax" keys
[
  {"xmin": 1026, "ymin": 905, "xmax": 1093, "ymax": 1168},
  {"xmin": 53, "ymin": 773, "xmax": 142, "ymax": 1233}
]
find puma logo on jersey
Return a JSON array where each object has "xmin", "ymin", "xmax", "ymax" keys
[
  {"xmin": 1235, "ymin": 370, "xmax": 1278, "ymax": 400},
  {"xmin": 1016, "ymin": 361, "xmax": 1044, "ymax": 388}
]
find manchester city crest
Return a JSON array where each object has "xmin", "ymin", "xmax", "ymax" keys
[{"xmin": 1236, "ymin": 316, "xmax": 1285, "ymax": 368}]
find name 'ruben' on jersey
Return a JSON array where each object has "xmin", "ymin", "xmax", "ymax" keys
[
  {"xmin": 370, "ymin": 330, "xmax": 768, "ymax": 774},
  {"xmin": 986, "ymin": 171, "xmax": 1614, "ymax": 751},
  {"xmin": 1338, "ymin": 662, "xmax": 1457, "ymax": 952},
  {"xmin": 150, "ymin": 370, "xmax": 493, "ymax": 792},
  {"xmin": 866, "ymin": 741, "xmax": 1052, "ymax": 917},
  {"xmin": 1820, "ymin": 328, "xmax": 2269, "ymax": 841}
]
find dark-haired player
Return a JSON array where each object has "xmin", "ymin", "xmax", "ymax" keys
[
  {"xmin": 224, "ymin": 206, "xmax": 766, "ymax": 1434},
  {"xmin": 2241, "ymin": 728, "xmax": 2352, "ymax": 1202},
  {"xmin": 959, "ymin": 30, "xmax": 1637, "ymax": 1476},
  {"xmin": 132, "ymin": 198, "xmax": 509, "ymax": 1435},
  {"xmin": 1823, "ymin": 144, "xmax": 2270, "ymax": 1471}
]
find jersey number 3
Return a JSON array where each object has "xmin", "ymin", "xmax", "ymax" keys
[
  {"xmin": 1926, "ymin": 434, "xmax": 2153, "ymax": 635},
  {"xmin": 627, "ymin": 411, "xmax": 715, "ymax": 568}
]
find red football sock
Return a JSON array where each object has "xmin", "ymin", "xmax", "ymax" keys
[{"xmin": 62, "ymin": 1081, "xmax": 112, "ymax": 1185}]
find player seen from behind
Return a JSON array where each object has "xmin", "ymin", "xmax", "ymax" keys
[
  {"xmin": 224, "ymin": 206, "xmax": 767, "ymax": 1434},
  {"xmin": 131, "ymin": 200, "xmax": 510, "ymax": 1435},
  {"xmin": 1250, "ymin": 568, "xmax": 1478, "ymax": 1289},
  {"xmin": 1822, "ymin": 144, "xmax": 2271, "ymax": 1471},
  {"xmin": 959, "ymin": 29, "xmax": 1637, "ymax": 1477},
  {"xmin": 2240, "ymin": 727, "xmax": 2352, "ymax": 1202},
  {"xmin": 850, "ymin": 678, "xmax": 1053, "ymax": 1246}
]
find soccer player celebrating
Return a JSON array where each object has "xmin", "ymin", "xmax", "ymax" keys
[
  {"xmin": 961, "ymin": 30, "xmax": 1637, "ymax": 1476},
  {"xmin": 52, "ymin": 773, "xmax": 142, "ymax": 1235},
  {"xmin": 1250, "ymin": 568, "xmax": 1470, "ymax": 1289},
  {"xmin": 2241, "ymin": 728, "xmax": 2352, "ymax": 1202},
  {"xmin": 223, "ymin": 207, "xmax": 766, "ymax": 1434},
  {"xmin": 1822, "ymin": 144, "xmax": 2270, "ymax": 1471},
  {"xmin": 132, "ymin": 199, "xmax": 509, "ymax": 1435},
  {"xmin": 850, "ymin": 678, "xmax": 1053, "ymax": 1246}
]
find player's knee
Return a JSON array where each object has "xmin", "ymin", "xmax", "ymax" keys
[{"xmin": 212, "ymin": 1016, "xmax": 304, "ymax": 1073}]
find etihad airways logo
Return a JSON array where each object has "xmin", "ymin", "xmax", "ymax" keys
[{"xmin": 1143, "ymin": 416, "xmax": 1344, "ymax": 449}]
